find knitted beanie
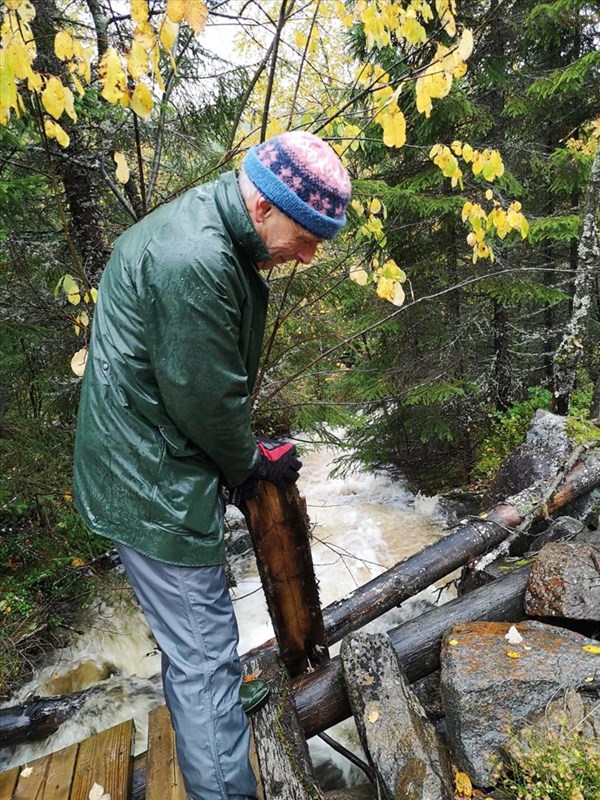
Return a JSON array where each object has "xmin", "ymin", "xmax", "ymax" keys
[{"xmin": 242, "ymin": 131, "xmax": 352, "ymax": 240}]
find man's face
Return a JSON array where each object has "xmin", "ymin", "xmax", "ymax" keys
[{"xmin": 250, "ymin": 197, "xmax": 323, "ymax": 269}]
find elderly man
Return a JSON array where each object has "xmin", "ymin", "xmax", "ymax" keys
[{"xmin": 73, "ymin": 131, "xmax": 351, "ymax": 800}]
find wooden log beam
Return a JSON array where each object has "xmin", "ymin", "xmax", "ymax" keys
[
  {"xmin": 321, "ymin": 453, "xmax": 599, "ymax": 646},
  {"xmin": 294, "ymin": 567, "xmax": 531, "ymax": 739},
  {"xmin": 244, "ymin": 482, "xmax": 328, "ymax": 677}
]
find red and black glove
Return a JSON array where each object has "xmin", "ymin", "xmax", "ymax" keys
[
  {"xmin": 229, "ymin": 437, "xmax": 302, "ymax": 509},
  {"xmin": 254, "ymin": 436, "xmax": 302, "ymax": 487}
]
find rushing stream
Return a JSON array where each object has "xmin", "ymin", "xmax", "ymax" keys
[{"xmin": 1, "ymin": 438, "xmax": 451, "ymax": 784}]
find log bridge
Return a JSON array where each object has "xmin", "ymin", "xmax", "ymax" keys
[{"xmin": 1, "ymin": 449, "xmax": 598, "ymax": 800}]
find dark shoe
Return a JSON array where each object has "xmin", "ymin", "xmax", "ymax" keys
[{"xmin": 240, "ymin": 679, "xmax": 270, "ymax": 715}]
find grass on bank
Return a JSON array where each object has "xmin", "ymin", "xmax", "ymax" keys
[{"xmin": 497, "ymin": 720, "xmax": 600, "ymax": 800}]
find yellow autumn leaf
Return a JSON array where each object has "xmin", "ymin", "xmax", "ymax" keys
[
  {"xmin": 42, "ymin": 76, "xmax": 66, "ymax": 120},
  {"xmin": 367, "ymin": 708, "xmax": 379, "ymax": 723},
  {"xmin": 455, "ymin": 770, "xmax": 473, "ymax": 797},
  {"xmin": 295, "ymin": 30, "xmax": 308, "ymax": 48},
  {"xmin": 90, "ymin": 288, "xmax": 98, "ymax": 303},
  {"xmin": 351, "ymin": 199, "xmax": 364, "ymax": 216},
  {"xmin": 151, "ymin": 43, "xmax": 166, "ymax": 91},
  {"xmin": 71, "ymin": 557, "xmax": 85, "ymax": 567},
  {"xmin": 350, "ymin": 268, "xmax": 369, "ymax": 286},
  {"xmin": 369, "ymin": 197, "xmax": 382, "ymax": 214},
  {"xmin": 130, "ymin": 82, "xmax": 154, "ymax": 118},
  {"xmin": 134, "ymin": 20, "xmax": 155, "ymax": 50},
  {"xmin": 114, "ymin": 151, "xmax": 130, "ymax": 184},
  {"xmin": 400, "ymin": 16, "xmax": 426, "ymax": 45},
  {"xmin": 127, "ymin": 40, "xmax": 149, "ymax": 80},
  {"xmin": 99, "ymin": 47, "xmax": 127, "ymax": 103},
  {"xmin": 457, "ymin": 28, "xmax": 474, "ymax": 61},
  {"xmin": 166, "ymin": 0, "xmax": 185, "ymax": 23},
  {"xmin": 63, "ymin": 86, "xmax": 77, "ymax": 121},
  {"xmin": 381, "ymin": 108, "xmax": 406, "ymax": 148},
  {"xmin": 131, "ymin": 0, "xmax": 149, "ymax": 26},
  {"xmin": 160, "ymin": 16, "xmax": 179, "ymax": 51},
  {"xmin": 435, "ymin": 0, "xmax": 456, "ymax": 37},
  {"xmin": 582, "ymin": 645, "xmax": 600, "ymax": 654},
  {"xmin": 54, "ymin": 30, "xmax": 74, "ymax": 60},
  {"xmin": 54, "ymin": 121, "xmax": 70, "ymax": 147},
  {"xmin": 376, "ymin": 276, "xmax": 396, "ymax": 302},
  {"xmin": 16, "ymin": 0, "xmax": 36, "ymax": 23},
  {"xmin": 0, "ymin": 57, "xmax": 18, "ymax": 125},
  {"xmin": 7, "ymin": 40, "xmax": 32, "ymax": 80},
  {"xmin": 506, "ymin": 650, "xmax": 521, "ymax": 659},
  {"xmin": 448, "ymin": 638, "xmax": 459, "ymax": 646},
  {"xmin": 71, "ymin": 347, "xmax": 88, "ymax": 377},
  {"xmin": 71, "ymin": 74, "xmax": 85, "ymax": 97},
  {"xmin": 185, "ymin": 0, "xmax": 208, "ymax": 35},
  {"xmin": 391, "ymin": 281, "xmax": 405, "ymax": 307}
]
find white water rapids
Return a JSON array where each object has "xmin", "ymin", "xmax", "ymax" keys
[{"xmin": 1, "ymin": 439, "xmax": 452, "ymax": 786}]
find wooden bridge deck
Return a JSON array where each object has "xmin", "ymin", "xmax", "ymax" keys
[{"xmin": 0, "ymin": 708, "xmax": 187, "ymax": 800}]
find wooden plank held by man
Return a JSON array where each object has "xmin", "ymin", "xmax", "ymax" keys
[{"xmin": 244, "ymin": 481, "xmax": 329, "ymax": 678}]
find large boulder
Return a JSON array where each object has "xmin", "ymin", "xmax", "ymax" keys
[
  {"xmin": 341, "ymin": 632, "xmax": 453, "ymax": 800},
  {"xmin": 440, "ymin": 620, "xmax": 598, "ymax": 786},
  {"xmin": 485, "ymin": 410, "xmax": 572, "ymax": 505},
  {"xmin": 525, "ymin": 541, "xmax": 600, "ymax": 620}
]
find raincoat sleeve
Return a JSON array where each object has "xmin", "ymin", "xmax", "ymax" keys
[{"xmin": 141, "ymin": 241, "xmax": 260, "ymax": 488}]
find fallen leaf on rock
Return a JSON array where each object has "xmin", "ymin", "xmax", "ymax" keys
[
  {"xmin": 449, "ymin": 639, "xmax": 459, "ymax": 646},
  {"xmin": 504, "ymin": 625, "xmax": 523, "ymax": 644},
  {"xmin": 89, "ymin": 783, "xmax": 111, "ymax": 800},
  {"xmin": 243, "ymin": 672, "xmax": 262, "ymax": 682},
  {"xmin": 506, "ymin": 650, "xmax": 521, "ymax": 659},
  {"xmin": 454, "ymin": 770, "xmax": 473, "ymax": 797},
  {"xmin": 20, "ymin": 766, "xmax": 33, "ymax": 778},
  {"xmin": 367, "ymin": 709, "xmax": 379, "ymax": 723},
  {"xmin": 584, "ymin": 676, "xmax": 594, "ymax": 682},
  {"xmin": 582, "ymin": 645, "xmax": 600, "ymax": 654}
]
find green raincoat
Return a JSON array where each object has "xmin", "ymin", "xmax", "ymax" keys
[{"xmin": 73, "ymin": 172, "xmax": 271, "ymax": 566}]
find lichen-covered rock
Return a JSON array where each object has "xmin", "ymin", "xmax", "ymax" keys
[
  {"xmin": 524, "ymin": 541, "xmax": 600, "ymax": 620},
  {"xmin": 440, "ymin": 620, "xmax": 597, "ymax": 787},
  {"xmin": 486, "ymin": 410, "xmax": 572, "ymax": 505},
  {"xmin": 563, "ymin": 487, "xmax": 600, "ymax": 530},
  {"xmin": 341, "ymin": 632, "xmax": 453, "ymax": 800}
]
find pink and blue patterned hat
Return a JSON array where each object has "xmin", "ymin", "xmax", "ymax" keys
[{"xmin": 243, "ymin": 131, "xmax": 352, "ymax": 240}]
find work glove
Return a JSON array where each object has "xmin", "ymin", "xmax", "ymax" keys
[
  {"xmin": 229, "ymin": 437, "xmax": 302, "ymax": 510},
  {"xmin": 254, "ymin": 436, "xmax": 302, "ymax": 487}
]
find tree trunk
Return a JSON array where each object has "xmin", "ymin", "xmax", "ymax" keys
[
  {"xmin": 31, "ymin": 0, "xmax": 109, "ymax": 286},
  {"xmin": 552, "ymin": 146, "xmax": 600, "ymax": 414}
]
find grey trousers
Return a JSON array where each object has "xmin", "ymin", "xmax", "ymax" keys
[{"xmin": 115, "ymin": 543, "xmax": 257, "ymax": 800}]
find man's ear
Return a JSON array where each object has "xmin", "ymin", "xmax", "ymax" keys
[{"xmin": 252, "ymin": 195, "xmax": 273, "ymax": 224}]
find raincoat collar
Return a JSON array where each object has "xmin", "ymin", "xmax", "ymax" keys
[{"xmin": 215, "ymin": 171, "xmax": 271, "ymax": 266}]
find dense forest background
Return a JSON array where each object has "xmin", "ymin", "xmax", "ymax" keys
[{"xmin": 0, "ymin": 0, "xmax": 598, "ymax": 693}]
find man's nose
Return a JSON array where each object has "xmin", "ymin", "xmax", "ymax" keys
[{"xmin": 296, "ymin": 242, "xmax": 319, "ymax": 264}]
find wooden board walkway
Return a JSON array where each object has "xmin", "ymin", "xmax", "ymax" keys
[
  {"xmin": 0, "ymin": 720, "xmax": 134, "ymax": 800},
  {"xmin": 0, "ymin": 693, "xmax": 315, "ymax": 800}
]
